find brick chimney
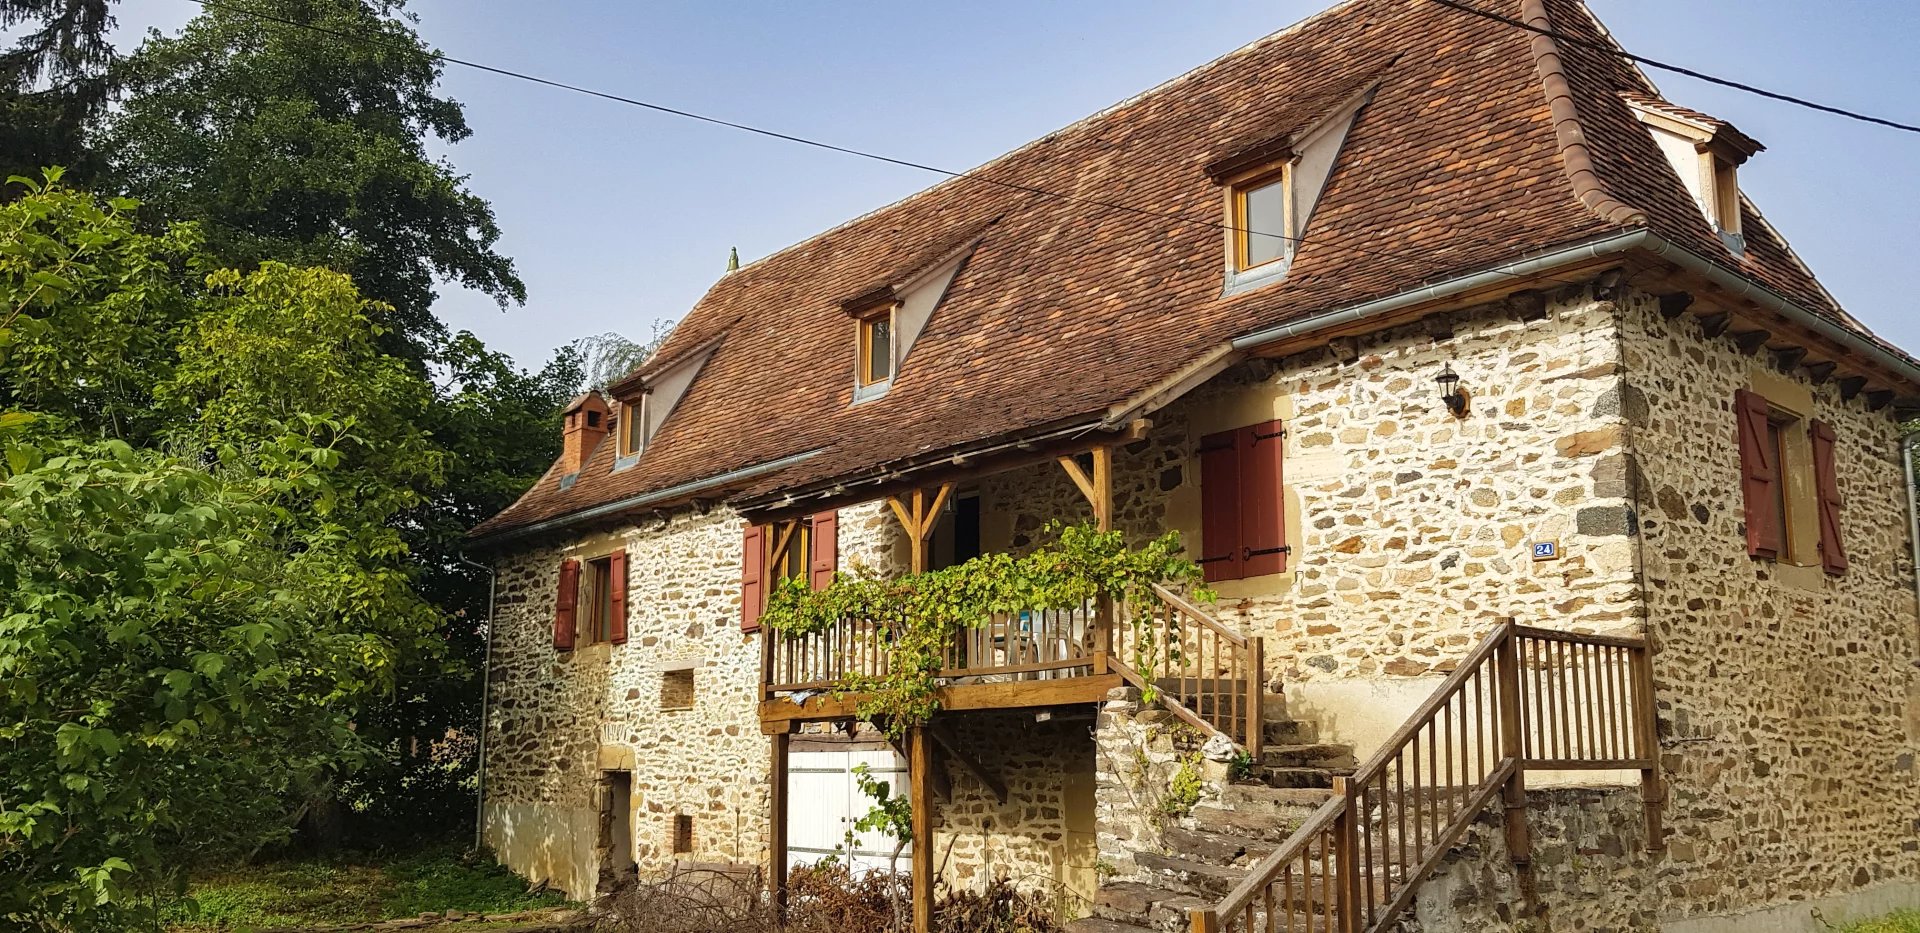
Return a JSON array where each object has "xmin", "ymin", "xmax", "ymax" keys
[{"xmin": 559, "ymin": 392, "xmax": 610, "ymax": 476}]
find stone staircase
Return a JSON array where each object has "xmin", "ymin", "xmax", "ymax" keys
[{"xmin": 1073, "ymin": 710, "xmax": 1358, "ymax": 933}]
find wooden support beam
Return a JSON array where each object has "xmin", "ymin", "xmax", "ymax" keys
[
  {"xmin": 888, "ymin": 483, "xmax": 954, "ymax": 574},
  {"xmin": 1058, "ymin": 447, "xmax": 1114, "ymax": 532},
  {"xmin": 1839, "ymin": 376, "xmax": 1869, "ymax": 401},
  {"xmin": 1732, "ymin": 329, "xmax": 1771, "ymax": 354},
  {"xmin": 929, "ymin": 725, "xmax": 1009, "ymax": 805},
  {"xmin": 769, "ymin": 732, "xmax": 790, "ymax": 923},
  {"xmin": 909, "ymin": 727, "xmax": 935, "ymax": 933},
  {"xmin": 1804, "ymin": 361, "xmax": 1837, "ymax": 385},
  {"xmin": 1422, "ymin": 312, "xmax": 1454, "ymax": 342},
  {"xmin": 1696, "ymin": 312, "xmax": 1730, "ymax": 339},
  {"xmin": 1327, "ymin": 335, "xmax": 1361, "ymax": 364},
  {"xmin": 1867, "ymin": 390, "xmax": 1895, "ymax": 412},
  {"xmin": 1509, "ymin": 289, "xmax": 1547, "ymax": 322},
  {"xmin": 1773, "ymin": 346, "xmax": 1808, "ymax": 372},
  {"xmin": 1657, "ymin": 292, "xmax": 1694, "ymax": 320}
]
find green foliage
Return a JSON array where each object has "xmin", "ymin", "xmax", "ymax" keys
[
  {"xmin": 162, "ymin": 843, "xmax": 571, "ymax": 930},
  {"xmin": 1158, "ymin": 751, "xmax": 1205, "ymax": 820},
  {"xmin": 848, "ymin": 763, "xmax": 912, "ymax": 851},
  {"xmin": 0, "ymin": 181, "xmax": 445, "ymax": 929},
  {"xmin": 0, "ymin": 0, "xmax": 116, "ymax": 187},
  {"xmin": 0, "ymin": 171, "xmax": 200, "ymax": 440},
  {"xmin": 1835, "ymin": 912, "xmax": 1920, "ymax": 933},
  {"xmin": 763, "ymin": 523, "xmax": 1209, "ymax": 736},
  {"xmin": 102, "ymin": 0, "xmax": 523, "ymax": 361}
]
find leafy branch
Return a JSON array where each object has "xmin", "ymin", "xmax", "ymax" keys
[{"xmin": 763, "ymin": 523, "xmax": 1212, "ymax": 736}]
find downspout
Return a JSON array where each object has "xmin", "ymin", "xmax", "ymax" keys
[
  {"xmin": 457, "ymin": 552, "xmax": 499, "ymax": 851},
  {"xmin": 1903, "ymin": 434, "xmax": 1920, "ymax": 660}
]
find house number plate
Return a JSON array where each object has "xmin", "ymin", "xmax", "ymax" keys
[{"xmin": 1531, "ymin": 540, "xmax": 1560, "ymax": 561}]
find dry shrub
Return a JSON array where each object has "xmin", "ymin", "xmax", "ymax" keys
[{"xmin": 595, "ymin": 861, "xmax": 1067, "ymax": 933}]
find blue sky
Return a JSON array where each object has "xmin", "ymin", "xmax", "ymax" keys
[{"xmin": 112, "ymin": 1, "xmax": 1920, "ymax": 371}]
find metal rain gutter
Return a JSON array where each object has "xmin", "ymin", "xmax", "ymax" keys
[
  {"xmin": 1230, "ymin": 229, "xmax": 1653, "ymax": 352},
  {"xmin": 470, "ymin": 447, "xmax": 825, "ymax": 547}
]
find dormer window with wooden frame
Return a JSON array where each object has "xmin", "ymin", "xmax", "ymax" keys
[
  {"xmin": 617, "ymin": 396, "xmax": 647, "ymax": 460},
  {"xmin": 857, "ymin": 304, "xmax": 896, "ymax": 391},
  {"xmin": 1622, "ymin": 93, "xmax": 1762, "ymax": 256},
  {"xmin": 1230, "ymin": 163, "xmax": 1292, "ymax": 274}
]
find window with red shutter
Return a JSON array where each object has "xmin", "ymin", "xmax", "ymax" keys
[
  {"xmin": 609, "ymin": 549, "xmax": 629, "ymax": 644},
  {"xmin": 1810, "ymin": 420, "xmax": 1847, "ymax": 575},
  {"xmin": 1240, "ymin": 420, "xmax": 1289, "ymax": 576},
  {"xmin": 1734, "ymin": 388, "xmax": 1784, "ymax": 559},
  {"xmin": 1199, "ymin": 429, "xmax": 1243, "ymax": 583},
  {"xmin": 554, "ymin": 558, "xmax": 580, "ymax": 651},
  {"xmin": 1198, "ymin": 419, "xmax": 1289, "ymax": 582},
  {"xmin": 809, "ymin": 511, "xmax": 838, "ymax": 590},
  {"xmin": 741, "ymin": 524, "xmax": 765, "ymax": 632}
]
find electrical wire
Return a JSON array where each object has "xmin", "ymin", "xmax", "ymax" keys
[{"xmin": 1427, "ymin": 0, "xmax": 1920, "ymax": 135}]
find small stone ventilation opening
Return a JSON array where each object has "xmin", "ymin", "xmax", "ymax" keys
[
  {"xmin": 661, "ymin": 668, "xmax": 695, "ymax": 710},
  {"xmin": 672, "ymin": 814, "xmax": 694, "ymax": 855}
]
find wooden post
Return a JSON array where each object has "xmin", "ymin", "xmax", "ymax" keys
[
  {"xmin": 1189, "ymin": 907, "xmax": 1221, "ymax": 933},
  {"xmin": 1493, "ymin": 619, "xmax": 1531, "ymax": 869},
  {"xmin": 1332, "ymin": 775, "xmax": 1359, "ymax": 933},
  {"xmin": 909, "ymin": 726, "xmax": 936, "ymax": 933},
  {"xmin": 1245, "ymin": 637, "xmax": 1265, "ymax": 761},
  {"xmin": 769, "ymin": 731, "xmax": 790, "ymax": 923},
  {"xmin": 1632, "ymin": 644, "xmax": 1666, "ymax": 851},
  {"xmin": 1090, "ymin": 445, "xmax": 1113, "ymax": 532}
]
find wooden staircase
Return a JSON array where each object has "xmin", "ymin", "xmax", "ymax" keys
[
  {"xmin": 1074, "ymin": 713, "xmax": 1359, "ymax": 933},
  {"xmin": 1075, "ymin": 620, "xmax": 1663, "ymax": 933}
]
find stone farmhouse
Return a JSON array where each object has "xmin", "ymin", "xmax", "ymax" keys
[{"xmin": 468, "ymin": 1, "xmax": 1920, "ymax": 930}]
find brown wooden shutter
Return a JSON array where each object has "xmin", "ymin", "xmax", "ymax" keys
[
  {"xmin": 1240, "ymin": 419, "xmax": 1289, "ymax": 577},
  {"xmin": 608, "ymin": 549, "xmax": 629, "ymax": 644},
  {"xmin": 1810, "ymin": 419, "xmax": 1848, "ymax": 575},
  {"xmin": 1198, "ymin": 428, "xmax": 1243, "ymax": 583},
  {"xmin": 1734, "ymin": 388, "xmax": 1782, "ymax": 559},
  {"xmin": 809, "ymin": 511, "xmax": 838, "ymax": 590},
  {"xmin": 554, "ymin": 558, "xmax": 580, "ymax": 651},
  {"xmin": 741, "ymin": 524, "xmax": 765, "ymax": 632}
]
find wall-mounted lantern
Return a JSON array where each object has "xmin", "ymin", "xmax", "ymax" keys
[{"xmin": 1436, "ymin": 363, "xmax": 1469, "ymax": 417}]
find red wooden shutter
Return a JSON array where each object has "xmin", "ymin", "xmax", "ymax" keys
[
  {"xmin": 1198, "ymin": 429, "xmax": 1243, "ymax": 583},
  {"xmin": 1240, "ymin": 419, "xmax": 1289, "ymax": 576},
  {"xmin": 608, "ymin": 549, "xmax": 629, "ymax": 644},
  {"xmin": 554, "ymin": 558, "xmax": 580, "ymax": 651},
  {"xmin": 741, "ymin": 524, "xmax": 765, "ymax": 632},
  {"xmin": 1734, "ymin": 388, "xmax": 1782, "ymax": 559},
  {"xmin": 1810, "ymin": 419, "xmax": 1848, "ymax": 575},
  {"xmin": 809, "ymin": 511, "xmax": 838, "ymax": 590}
]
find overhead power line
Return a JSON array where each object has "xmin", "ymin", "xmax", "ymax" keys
[
  {"xmin": 172, "ymin": 0, "xmax": 1587, "ymax": 290},
  {"xmin": 1428, "ymin": 0, "xmax": 1920, "ymax": 135}
]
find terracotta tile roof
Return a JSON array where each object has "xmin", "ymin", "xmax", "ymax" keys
[{"xmin": 471, "ymin": 0, "xmax": 1909, "ymax": 542}]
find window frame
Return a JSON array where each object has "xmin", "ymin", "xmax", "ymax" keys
[
  {"xmin": 1228, "ymin": 162, "xmax": 1294, "ymax": 274},
  {"xmin": 768, "ymin": 517, "xmax": 812, "ymax": 586},
  {"xmin": 580, "ymin": 555, "xmax": 615, "ymax": 645},
  {"xmin": 1764, "ymin": 413, "xmax": 1794, "ymax": 563},
  {"xmin": 855, "ymin": 304, "xmax": 898, "ymax": 390},
  {"xmin": 617, "ymin": 396, "xmax": 647, "ymax": 459}
]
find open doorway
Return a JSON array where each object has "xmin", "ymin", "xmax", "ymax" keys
[
  {"xmin": 597, "ymin": 770, "xmax": 635, "ymax": 893},
  {"xmin": 929, "ymin": 490, "xmax": 981, "ymax": 570}
]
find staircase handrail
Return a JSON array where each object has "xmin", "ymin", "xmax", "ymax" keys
[{"xmin": 1193, "ymin": 619, "xmax": 1661, "ymax": 933}]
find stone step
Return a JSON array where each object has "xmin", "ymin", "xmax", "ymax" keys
[
  {"xmin": 1132, "ymin": 851, "xmax": 1250, "ymax": 899},
  {"xmin": 1092, "ymin": 881, "xmax": 1210, "ymax": 931},
  {"xmin": 1263, "ymin": 718, "xmax": 1319, "ymax": 745},
  {"xmin": 1256, "ymin": 766, "xmax": 1347, "ymax": 789},
  {"xmin": 1261, "ymin": 743, "xmax": 1357, "ymax": 770},
  {"xmin": 1160, "ymin": 826, "xmax": 1277, "ymax": 866},
  {"xmin": 1190, "ymin": 804, "xmax": 1309, "ymax": 842}
]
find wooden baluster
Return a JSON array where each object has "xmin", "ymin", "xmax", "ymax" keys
[
  {"xmin": 1527, "ymin": 637, "xmax": 1546, "ymax": 762},
  {"xmin": 1495, "ymin": 622, "xmax": 1532, "ymax": 870}
]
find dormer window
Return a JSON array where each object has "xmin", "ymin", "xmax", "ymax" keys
[
  {"xmin": 1231, "ymin": 165, "xmax": 1292, "ymax": 272},
  {"xmin": 617, "ymin": 397, "xmax": 647, "ymax": 459},
  {"xmin": 1621, "ymin": 92, "xmax": 1761, "ymax": 256},
  {"xmin": 858, "ymin": 307, "xmax": 895, "ymax": 388}
]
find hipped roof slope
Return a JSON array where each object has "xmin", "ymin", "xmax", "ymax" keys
[{"xmin": 473, "ymin": 0, "xmax": 1898, "ymax": 541}]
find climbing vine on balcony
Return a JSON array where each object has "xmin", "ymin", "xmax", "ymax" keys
[{"xmin": 762, "ymin": 522, "xmax": 1212, "ymax": 736}]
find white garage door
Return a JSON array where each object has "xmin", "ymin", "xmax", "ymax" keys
[{"xmin": 788, "ymin": 746, "xmax": 912, "ymax": 875}]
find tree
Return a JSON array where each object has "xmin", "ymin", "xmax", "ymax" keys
[
  {"xmin": 0, "ymin": 0, "xmax": 117, "ymax": 188},
  {"xmin": 101, "ymin": 0, "xmax": 523, "ymax": 362},
  {"xmin": 0, "ymin": 180, "xmax": 443, "ymax": 928}
]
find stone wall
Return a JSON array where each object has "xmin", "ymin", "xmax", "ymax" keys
[
  {"xmin": 933, "ymin": 713, "xmax": 1101, "ymax": 908},
  {"xmin": 1620, "ymin": 290, "xmax": 1920, "ymax": 923}
]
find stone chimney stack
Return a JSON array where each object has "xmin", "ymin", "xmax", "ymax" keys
[{"xmin": 559, "ymin": 392, "xmax": 610, "ymax": 476}]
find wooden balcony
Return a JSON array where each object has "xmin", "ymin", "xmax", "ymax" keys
[{"xmin": 757, "ymin": 584, "xmax": 1264, "ymax": 758}]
